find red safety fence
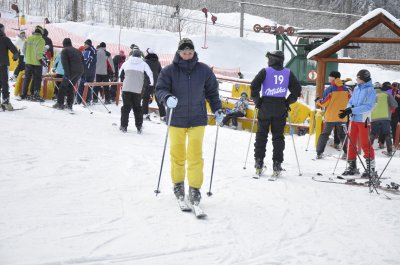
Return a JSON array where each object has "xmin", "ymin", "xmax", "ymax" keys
[{"xmin": 1, "ymin": 17, "xmax": 241, "ymax": 78}]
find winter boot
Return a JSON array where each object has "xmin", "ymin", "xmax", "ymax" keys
[
  {"xmin": 361, "ymin": 158, "xmax": 377, "ymax": 178},
  {"xmin": 119, "ymin": 126, "xmax": 127, "ymax": 133},
  {"xmin": 188, "ymin": 187, "xmax": 201, "ymax": 205},
  {"xmin": 273, "ymin": 161, "xmax": 283, "ymax": 172},
  {"xmin": 52, "ymin": 103, "xmax": 64, "ymax": 110},
  {"xmin": 173, "ymin": 182, "xmax": 185, "ymax": 200},
  {"xmin": 1, "ymin": 99, "xmax": 13, "ymax": 111},
  {"xmin": 137, "ymin": 126, "xmax": 143, "ymax": 134},
  {"xmin": 254, "ymin": 158, "xmax": 264, "ymax": 176},
  {"xmin": 316, "ymin": 153, "xmax": 324, "ymax": 159},
  {"xmin": 342, "ymin": 160, "xmax": 359, "ymax": 176}
]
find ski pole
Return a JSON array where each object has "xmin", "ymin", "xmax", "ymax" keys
[
  {"xmin": 67, "ymin": 79, "xmax": 93, "ymax": 114},
  {"xmin": 377, "ymin": 148, "xmax": 397, "ymax": 181},
  {"xmin": 154, "ymin": 108, "xmax": 173, "ymax": 195},
  {"xmin": 207, "ymin": 120, "xmax": 220, "ymax": 197},
  {"xmin": 332, "ymin": 124, "xmax": 349, "ymax": 175},
  {"xmin": 90, "ymin": 84, "xmax": 111, "ymax": 113},
  {"xmin": 287, "ymin": 112, "xmax": 302, "ymax": 176},
  {"xmin": 243, "ymin": 108, "xmax": 258, "ymax": 170}
]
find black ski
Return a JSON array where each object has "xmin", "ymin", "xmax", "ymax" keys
[
  {"xmin": 312, "ymin": 176, "xmax": 400, "ymax": 195},
  {"xmin": 1, "ymin": 106, "xmax": 27, "ymax": 112}
]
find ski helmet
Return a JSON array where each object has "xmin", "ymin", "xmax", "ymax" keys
[
  {"xmin": 356, "ymin": 69, "xmax": 371, "ymax": 82},
  {"xmin": 240, "ymin": 91, "xmax": 248, "ymax": 98}
]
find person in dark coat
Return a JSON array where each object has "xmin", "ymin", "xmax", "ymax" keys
[
  {"xmin": 0, "ymin": 23, "xmax": 19, "ymax": 110},
  {"xmin": 76, "ymin": 39, "xmax": 96, "ymax": 104},
  {"xmin": 111, "ymin": 50, "xmax": 126, "ymax": 101},
  {"xmin": 142, "ymin": 48, "xmax": 166, "ymax": 121},
  {"xmin": 42, "ymin": 28, "xmax": 54, "ymax": 59},
  {"xmin": 156, "ymin": 38, "xmax": 223, "ymax": 206},
  {"xmin": 250, "ymin": 50, "xmax": 301, "ymax": 174},
  {"xmin": 53, "ymin": 38, "xmax": 84, "ymax": 110}
]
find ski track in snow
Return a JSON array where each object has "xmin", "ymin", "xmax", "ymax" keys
[{"xmin": 1, "ymin": 95, "xmax": 400, "ymax": 265}]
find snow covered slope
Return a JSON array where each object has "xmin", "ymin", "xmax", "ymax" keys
[{"xmin": 1, "ymin": 94, "xmax": 400, "ymax": 265}]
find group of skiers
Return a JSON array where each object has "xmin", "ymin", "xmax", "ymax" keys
[
  {"xmin": 315, "ymin": 70, "xmax": 399, "ymax": 178},
  {"xmin": 2, "ymin": 23, "xmax": 400, "ymax": 208}
]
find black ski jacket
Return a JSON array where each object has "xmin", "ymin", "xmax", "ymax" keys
[{"xmin": 0, "ymin": 31, "xmax": 18, "ymax": 66}]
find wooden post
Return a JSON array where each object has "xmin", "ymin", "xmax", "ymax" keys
[
  {"xmin": 82, "ymin": 84, "xmax": 89, "ymax": 106},
  {"xmin": 316, "ymin": 59, "xmax": 326, "ymax": 99},
  {"xmin": 116, "ymin": 84, "xmax": 122, "ymax": 106}
]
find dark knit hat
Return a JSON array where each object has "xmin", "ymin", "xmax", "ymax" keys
[
  {"xmin": 329, "ymin": 71, "xmax": 341, "ymax": 79},
  {"xmin": 43, "ymin": 28, "xmax": 49, "ymax": 37},
  {"xmin": 132, "ymin": 49, "xmax": 142, "ymax": 57},
  {"xmin": 178, "ymin": 38, "xmax": 195, "ymax": 51},
  {"xmin": 62, "ymin": 38, "xmax": 72, "ymax": 47},
  {"xmin": 84, "ymin": 39, "xmax": 92, "ymax": 46},
  {"xmin": 34, "ymin": 25, "xmax": 44, "ymax": 35},
  {"xmin": 0, "ymin": 24, "xmax": 4, "ymax": 33},
  {"xmin": 99, "ymin": 42, "xmax": 106, "ymax": 48},
  {"xmin": 357, "ymin": 69, "xmax": 371, "ymax": 82},
  {"xmin": 266, "ymin": 51, "xmax": 284, "ymax": 60}
]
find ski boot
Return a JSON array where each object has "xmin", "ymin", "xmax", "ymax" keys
[
  {"xmin": 1, "ymin": 99, "xmax": 13, "ymax": 111},
  {"xmin": 119, "ymin": 126, "xmax": 127, "ymax": 133},
  {"xmin": 52, "ymin": 103, "xmax": 64, "ymax": 110},
  {"xmin": 173, "ymin": 182, "xmax": 185, "ymax": 200},
  {"xmin": 272, "ymin": 161, "xmax": 283, "ymax": 177},
  {"xmin": 137, "ymin": 126, "xmax": 143, "ymax": 134},
  {"xmin": 315, "ymin": 153, "xmax": 324, "ymax": 159},
  {"xmin": 342, "ymin": 159, "xmax": 359, "ymax": 176},
  {"xmin": 254, "ymin": 158, "xmax": 264, "ymax": 177},
  {"xmin": 188, "ymin": 187, "xmax": 201, "ymax": 205},
  {"xmin": 361, "ymin": 158, "xmax": 377, "ymax": 179}
]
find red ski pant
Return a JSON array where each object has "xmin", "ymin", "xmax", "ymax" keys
[{"xmin": 347, "ymin": 121, "xmax": 375, "ymax": 160}]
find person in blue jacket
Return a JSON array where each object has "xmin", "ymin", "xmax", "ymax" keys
[
  {"xmin": 156, "ymin": 38, "xmax": 223, "ymax": 206},
  {"xmin": 338, "ymin": 69, "xmax": 377, "ymax": 177},
  {"xmin": 76, "ymin": 39, "xmax": 96, "ymax": 104},
  {"xmin": 51, "ymin": 52, "xmax": 65, "ymax": 98}
]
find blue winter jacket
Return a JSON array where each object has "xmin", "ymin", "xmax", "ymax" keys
[
  {"xmin": 83, "ymin": 46, "xmax": 97, "ymax": 77},
  {"xmin": 347, "ymin": 80, "xmax": 376, "ymax": 122},
  {"xmin": 52, "ymin": 52, "xmax": 65, "ymax": 75},
  {"xmin": 156, "ymin": 52, "xmax": 222, "ymax": 128}
]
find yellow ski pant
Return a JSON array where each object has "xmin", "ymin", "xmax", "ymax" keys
[{"xmin": 169, "ymin": 126, "xmax": 205, "ymax": 189}]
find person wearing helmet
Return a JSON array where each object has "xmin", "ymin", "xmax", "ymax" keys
[
  {"xmin": 250, "ymin": 50, "xmax": 301, "ymax": 176},
  {"xmin": 338, "ymin": 69, "xmax": 377, "ymax": 177},
  {"xmin": 221, "ymin": 91, "xmax": 249, "ymax": 129},
  {"xmin": 21, "ymin": 25, "xmax": 46, "ymax": 101}
]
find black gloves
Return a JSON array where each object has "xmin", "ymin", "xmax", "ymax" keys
[
  {"xmin": 339, "ymin": 107, "xmax": 352, "ymax": 119},
  {"xmin": 254, "ymin": 98, "xmax": 262, "ymax": 109},
  {"xmin": 12, "ymin": 53, "xmax": 18, "ymax": 61}
]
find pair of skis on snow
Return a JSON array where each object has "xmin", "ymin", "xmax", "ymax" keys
[
  {"xmin": 176, "ymin": 196, "xmax": 207, "ymax": 219},
  {"xmin": 312, "ymin": 174, "xmax": 400, "ymax": 198}
]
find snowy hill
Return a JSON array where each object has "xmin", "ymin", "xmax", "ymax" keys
[{"xmin": 1, "ymin": 7, "xmax": 400, "ymax": 265}]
